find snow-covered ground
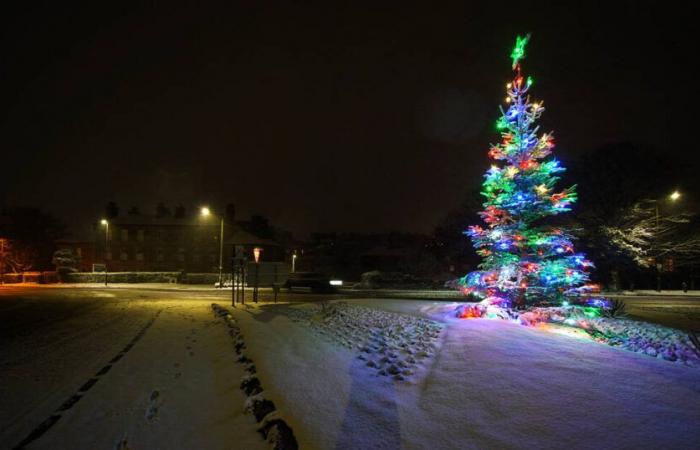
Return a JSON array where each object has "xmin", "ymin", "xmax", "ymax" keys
[
  {"xmin": 0, "ymin": 289, "xmax": 267, "ymax": 450},
  {"xmin": 284, "ymin": 302, "xmax": 442, "ymax": 380},
  {"xmin": 231, "ymin": 298, "xmax": 700, "ymax": 449},
  {"xmin": 23, "ymin": 301, "xmax": 265, "ymax": 450}
]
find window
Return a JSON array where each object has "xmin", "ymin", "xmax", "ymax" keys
[
  {"xmin": 121, "ymin": 229, "xmax": 128, "ymax": 242},
  {"xmin": 137, "ymin": 229, "xmax": 144, "ymax": 242}
]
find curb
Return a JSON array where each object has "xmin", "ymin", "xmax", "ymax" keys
[{"xmin": 211, "ymin": 304, "xmax": 299, "ymax": 450}]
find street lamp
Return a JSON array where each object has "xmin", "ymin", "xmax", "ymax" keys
[
  {"xmin": 292, "ymin": 252, "xmax": 298, "ymax": 273},
  {"xmin": 652, "ymin": 190, "xmax": 683, "ymax": 292},
  {"xmin": 200, "ymin": 206, "xmax": 225, "ymax": 288},
  {"xmin": 100, "ymin": 219, "xmax": 109, "ymax": 286}
]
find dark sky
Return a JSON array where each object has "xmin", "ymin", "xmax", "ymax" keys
[{"xmin": 1, "ymin": 1, "xmax": 695, "ymax": 237}]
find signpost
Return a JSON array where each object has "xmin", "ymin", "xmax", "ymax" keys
[{"xmin": 253, "ymin": 247, "xmax": 262, "ymax": 303}]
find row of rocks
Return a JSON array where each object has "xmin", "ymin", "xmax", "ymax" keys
[{"xmin": 211, "ymin": 304, "xmax": 298, "ymax": 450}]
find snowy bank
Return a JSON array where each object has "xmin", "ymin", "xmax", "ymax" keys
[
  {"xmin": 452, "ymin": 303, "xmax": 700, "ymax": 367},
  {"xmin": 232, "ymin": 298, "xmax": 700, "ymax": 449}
]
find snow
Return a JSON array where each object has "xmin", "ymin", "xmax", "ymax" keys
[
  {"xmin": 231, "ymin": 298, "xmax": 700, "ymax": 449},
  {"xmin": 284, "ymin": 302, "xmax": 442, "ymax": 380},
  {"xmin": 20, "ymin": 301, "xmax": 266, "ymax": 450}
]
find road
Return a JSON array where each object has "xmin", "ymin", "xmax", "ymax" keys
[
  {"xmin": 1, "ymin": 285, "xmax": 698, "ymax": 449},
  {"xmin": 607, "ymin": 294, "xmax": 700, "ymax": 330},
  {"xmin": 0, "ymin": 286, "xmax": 310, "ymax": 449}
]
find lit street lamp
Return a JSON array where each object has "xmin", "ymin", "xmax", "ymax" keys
[
  {"xmin": 100, "ymin": 219, "xmax": 109, "ymax": 287},
  {"xmin": 200, "ymin": 206, "xmax": 225, "ymax": 288},
  {"xmin": 652, "ymin": 190, "xmax": 682, "ymax": 292},
  {"xmin": 292, "ymin": 252, "xmax": 298, "ymax": 273}
]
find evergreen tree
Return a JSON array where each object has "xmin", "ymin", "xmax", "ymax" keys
[{"xmin": 460, "ymin": 35, "xmax": 598, "ymax": 309}]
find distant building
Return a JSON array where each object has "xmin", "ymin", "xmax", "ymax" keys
[{"xmin": 93, "ymin": 215, "xmax": 285, "ymax": 273}]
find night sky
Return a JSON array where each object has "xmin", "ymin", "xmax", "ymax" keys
[{"xmin": 1, "ymin": 1, "xmax": 695, "ymax": 237}]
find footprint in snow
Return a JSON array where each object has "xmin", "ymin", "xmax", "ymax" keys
[{"xmin": 145, "ymin": 390, "xmax": 161, "ymax": 422}]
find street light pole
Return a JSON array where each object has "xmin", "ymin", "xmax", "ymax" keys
[
  {"xmin": 200, "ymin": 206, "xmax": 226, "ymax": 288},
  {"xmin": 655, "ymin": 202, "xmax": 661, "ymax": 292},
  {"xmin": 218, "ymin": 217, "xmax": 224, "ymax": 289},
  {"xmin": 101, "ymin": 219, "xmax": 109, "ymax": 287},
  {"xmin": 652, "ymin": 191, "xmax": 681, "ymax": 292}
]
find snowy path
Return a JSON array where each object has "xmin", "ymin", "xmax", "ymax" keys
[
  {"xmin": 233, "ymin": 299, "xmax": 700, "ymax": 449},
  {"xmin": 0, "ymin": 288, "xmax": 268, "ymax": 449},
  {"xmin": 412, "ymin": 317, "xmax": 700, "ymax": 449},
  {"xmin": 1, "ymin": 291, "xmax": 153, "ymax": 446},
  {"xmin": 19, "ymin": 302, "xmax": 265, "ymax": 450}
]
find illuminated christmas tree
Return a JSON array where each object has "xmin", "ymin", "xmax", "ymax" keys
[{"xmin": 460, "ymin": 35, "xmax": 599, "ymax": 310}]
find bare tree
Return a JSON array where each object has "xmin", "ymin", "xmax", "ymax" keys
[{"xmin": 601, "ymin": 201, "xmax": 700, "ymax": 269}]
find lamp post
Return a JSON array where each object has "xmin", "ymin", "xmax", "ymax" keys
[
  {"xmin": 100, "ymin": 219, "xmax": 109, "ymax": 287},
  {"xmin": 200, "ymin": 207, "xmax": 225, "ymax": 288},
  {"xmin": 652, "ymin": 191, "xmax": 682, "ymax": 292},
  {"xmin": 292, "ymin": 252, "xmax": 297, "ymax": 273}
]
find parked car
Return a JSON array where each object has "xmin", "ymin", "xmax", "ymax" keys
[{"xmin": 284, "ymin": 272, "xmax": 339, "ymax": 293}]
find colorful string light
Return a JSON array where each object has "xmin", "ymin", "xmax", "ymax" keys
[{"xmin": 459, "ymin": 35, "xmax": 601, "ymax": 310}]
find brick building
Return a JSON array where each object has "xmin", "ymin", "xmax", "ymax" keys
[{"xmin": 94, "ymin": 216, "xmax": 285, "ymax": 273}]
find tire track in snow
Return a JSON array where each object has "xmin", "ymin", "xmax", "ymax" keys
[{"xmin": 10, "ymin": 309, "xmax": 163, "ymax": 450}]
